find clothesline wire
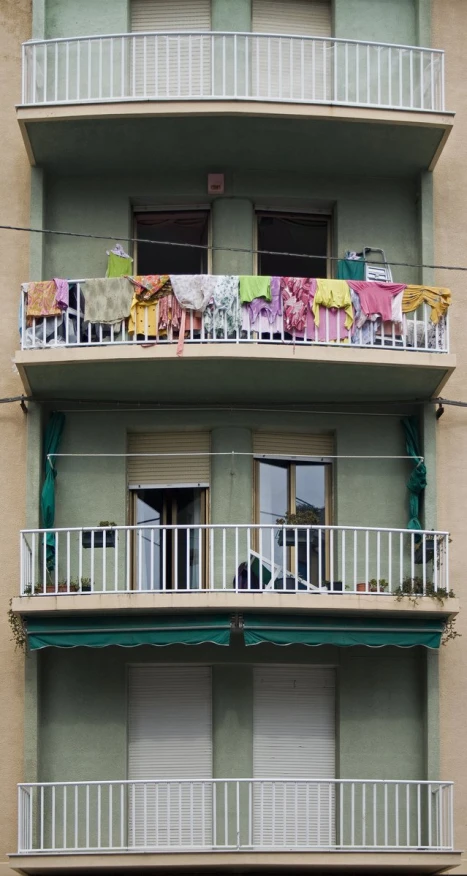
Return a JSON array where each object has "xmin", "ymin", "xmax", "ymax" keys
[
  {"xmin": 3, "ymin": 394, "xmax": 467, "ymax": 409},
  {"xmin": 0, "ymin": 223, "xmax": 465, "ymax": 274},
  {"xmin": 47, "ymin": 452, "xmax": 424, "ymax": 461}
]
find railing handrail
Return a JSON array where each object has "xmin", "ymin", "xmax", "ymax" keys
[
  {"xmin": 18, "ymin": 777, "xmax": 454, "ymax": 788},
  {"xmin": 21, "ymin": 31, "xmax": 445, "ymax": 54},
  {"xmin": 20, "ymin": 524, "xmax": 450, "ymax": 536}
]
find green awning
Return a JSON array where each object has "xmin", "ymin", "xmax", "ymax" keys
[
  {"xmin": 243, "ymin": 614, "xmax": 443, "ymax": 649},
  {"xmin": 27, "ymin": 614, "xmax": 231, "ymax": 650}
]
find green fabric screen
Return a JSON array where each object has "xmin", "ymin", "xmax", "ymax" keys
[
  {"xmin": 401, "ymin": 416, "xmax": 427, "ymax": 531},
  {"xmin": 27, "ymin": 614, "xmax": 231, "ymax": 649},
  {"xmin": 243, "ymin": 614, "xmax": 443, "ymax": 649},
  {"xmin": 40, "ymin": 412, "xmax": 65, "ymax": 571}
]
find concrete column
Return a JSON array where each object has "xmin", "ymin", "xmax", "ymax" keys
[
  {"xmin": 416, "ymin": 0, "xmax": 431, "ymax": 47},
  {"xmin": 422, "ymin": 403, "xmax": 437, "ymax": 531},
  {"xmin": 212, "ymin": 199, "xmax": 254, "ymax": 275},
  {"xmin": 24, "ymin": 653, "xmax": 40, "ymax": 783},
  {"xmin": 26, "ymin": 402, "xmax": 43, "ymax": 529},
  {"xmin": 30, "ymin": 167, "xmax": 45, "ymax": 281},
  {"xmin": 212, "ymin": 0, "xmax": 251, "ymax": 31},
  {"xmin": 210, "ymin": 427, "xmax": 253, "ymax": 524},
  {"xmin": 32, "ymin": 0, "xmax": 46, "ymax": 39},
  {"xmin": 418, "ymin": 171, "xmax": 434, "ymax": 285},
  {"xmin": 425, "ymin": 650, "xmax": 440, "ymax": 780}
]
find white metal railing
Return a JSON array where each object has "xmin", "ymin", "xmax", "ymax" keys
[
  {"xmin": 21, "ymin": 32, "xmax": 445, "ymax": 112},
  {"xmin": 20, "ymin": 524, "xmax": 449, "ymax": 596},
  {"xmin": 20, "ymin": 281, "xmax": 449, "ymax": 353},
  {"xmin": 17, "ymin": 778, "xmax": 454, "ymax": 853}
]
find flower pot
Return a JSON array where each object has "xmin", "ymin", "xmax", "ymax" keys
[
  {"xmin": 356, "ymin": 582, "xmax": 368, "ymax": 593},
  {"xmin": 325, "ymin": 580, "xmax": 343, "ymax": 592},
  {"xmin": 82, "ymin": 530, "xmax": 116, "ymax": 549}
]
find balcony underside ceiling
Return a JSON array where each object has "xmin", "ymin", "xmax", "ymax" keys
[
  {"xmin": 16, "ymin": 347, "xmax": 455, "ymax": 404},
  {"xmin": 18, "ymin": 108, "xmax": 452, "ymax": 176}
]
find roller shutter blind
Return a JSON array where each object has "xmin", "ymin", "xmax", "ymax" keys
[
  {"xmin": 251, "ymin": 0, "xmax": 332, "ymax": 101},
  {"xmin": 127, "ymin": 432, "xmax": 211, "ymax": 487},
  {"xmin": 253, "ymin": 431, "xmax": 334, "ymax": 458},
  {"xmin": 128, "ymin": 666, "xmax": 212, "ymax": 846},
  {"xmin": 130, "ymin": 0, "xmax": 211, "ymax": 98},
  {"xmin": 253, "ymin": 666, "xmax": 336, "ymax": 845}
]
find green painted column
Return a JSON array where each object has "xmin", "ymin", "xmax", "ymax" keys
[
  {"xmin": 26, "ymin": 402, "xmax": 43, "ymax": 529},
  {"xmin": 425, "ymin": 650, "xmax": 440, "ymax": 780},
  {"xmin": 32, "ymin": 0, "xmax": 46, "ymax": 39},
  {"xmin": 416, "ymin": 0, "xmax": 431, "ymax": 47},
  {"xmin": 210, "ymin": 427, "xmax": 252, "ymax": 589},
  {"xmin": 24, "ymin": 653, "xmax": 40, "ymax": 783},
  {"xmin": 421, "ymin": 403, "xmax": 437, "ymax": 531},
  {"xmin": 212, "ymin": 0, "xmax": 251, "ymax": 31},
  {"xmin": 418, "ymin": 171, "xmax": 434, "ymax": 285},
  {"xmin": 30, "ymin": 167, "xmax": 45, "ymax": 280},
  {"xmin": 212, "ymin": 199, "xmax": 254, "ymax": 275}
]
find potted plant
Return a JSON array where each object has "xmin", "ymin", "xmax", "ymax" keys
[
  {"xmin": 357, "ymin": 578, "xmax": 389, "ymax": 593},
  {"xmin": 82, "ymin": 522, "xmax": 117, "ymax": 549},
  {"xmin": 276, "ymin": 506, "xmax": 321, "ymax": 546}
]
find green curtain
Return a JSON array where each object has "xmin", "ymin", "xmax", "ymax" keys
[
  {"xmin": 242, "ymin": 614, "xmax": 443, "ymax": 649},
  {"xmin": 26, "ymin": 614, "xmax": 232, "ymax": 649},
  {"xmin": 40, "ymin": 412, "xmax": 65, "ymax": 571},
  {"xmin": 401, "ymin": 416, "xmax": 427, "ymax": 530}
]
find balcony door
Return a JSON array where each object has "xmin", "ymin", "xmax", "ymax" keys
[
  {"xmin": 128, "ymin": 666, "xmax": 212, "ymax": 848},
  {"xmin": 253, "ymin": 666, "xmax": 336, "ymax": 846}
]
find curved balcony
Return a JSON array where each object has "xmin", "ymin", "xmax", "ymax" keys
[
  {"xmin": 22, "ymin": 32, "xmax": 445, "ymax": 112},
  {"xmin": 17, "ymin": 33, "xmax": 453, "ymax": 173}
]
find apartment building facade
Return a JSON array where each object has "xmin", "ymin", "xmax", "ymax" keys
[{"xmin": 1, "ymin": 0, "xmax": 467, "ymax": 874}]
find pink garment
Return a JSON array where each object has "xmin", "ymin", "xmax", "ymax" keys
[
  {"xmin": 53, "ymin": 278, "xmax": 69, "ymax": 309},
  {"xmin": 281, "ymin": 277, "xmax": 314, "ymax": 333},
  {"xmin": 294, "ymin": 296, "xmax": 350, "ymax": 343},
  {"xmin": 348, "ymin": 282, "xmax": 406, "ymax": 322}
]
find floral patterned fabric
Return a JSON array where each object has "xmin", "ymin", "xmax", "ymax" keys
[
  {"xmin": 128, "ymin": 275, "xmax": 173, "ymax": 303},
  {"xmin": 26, "ymin": 281, "xmax": 63, "ymax": 318},
  {"xmin": 204, "ymin": 276, "xmax": 241, "ymax": 338},
  {"xmin": 281, "ymin": 277, "xmax": 315, "ymax": 334}
]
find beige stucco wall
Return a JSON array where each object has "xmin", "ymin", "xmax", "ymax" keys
[
  {"xmin": 0, "ymin": 0, "xmax": 30, "ymax": 866},
  {"xmin": 433, "ymin": 0, "xmax": 467, "ymax": 870}
]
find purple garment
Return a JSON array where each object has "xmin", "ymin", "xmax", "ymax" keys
[
  {"xmin": 53, "ymin": 278, "xmax": 69, "ymax": 310},
  {"xmin": 248, "ymin": 276, "xmax": 282, "ymax": 323}
]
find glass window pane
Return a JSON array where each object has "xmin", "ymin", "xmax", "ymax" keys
[
  {"xmin": 135, "ymin": 490, "xmax": 164, "ymax": 590},
  {"xmin": 295, "ymin": 464, "xmax": 326, "ymax": 523}
]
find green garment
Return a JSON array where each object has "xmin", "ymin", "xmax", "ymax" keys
[
  {"xmin": 239, "ymin": 276, "xmax": 271, "ymax": 304},
  {"xmin": 401, "ymin": 416, "xmax": 427, "ymax": 530},
  {"xmin": 106, "ymin": 252, "xmax": 133, "ymax": 278},
  {"xmin": 337, "ymin": 258, "xmax": 365, "ymax": 281},
  {"xmin": 40, "ymin": 412, "xmax": 65, "ymax": 571}
]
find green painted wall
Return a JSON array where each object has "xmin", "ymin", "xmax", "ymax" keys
[
  {"xmin": 43, "ymin": 172, "xmax": 419, "ymax": 286},
  {"xmin": 333, "ymin": 0, "xmax": 417, "ymax": 44},
  {"xmin": 212, "ymin": 0, "xmax": 251, "ymax": 32},
  {"xmin": 37, "ymin": 643, "xmax": 428, "ymax": 785},
  {"xmin": 45, "ymin": 0, "xmax": 128, "ymax": 39}
]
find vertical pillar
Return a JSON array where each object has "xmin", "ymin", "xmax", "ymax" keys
[
  {"xmin": 212, "ymin": 199, "xmax": 254, "ymax": 275},
  {"xmin": 425, "ymin": 650, "xmax": 440, "ymax": 779},
  {"xmin": 24, "ymin": 653, "xmax": 40, "ymax": 783},
  {"xmin": 418, "ymin": 171, "xmax": 434, "ymax": 286},
  {"xmin": 30, "ymin": 167, "xmax": 45, "ymax": 281},
  {"xmin": 26, "ymin": 402, "xmax": 43, "ymax": 529},
  {"xmin": 32, "ymin": 0, "xmax": 46, "ymax": 39},
  {"xmin": 422, "ymin": 402, "xmax": 437, "ymax": 532},
  {"xmin": 416, "ymin": 0, "xmax": 431, "ymax": 47},
  {"xmin": 211, "ymin": 0, "xmax": 251, "ymax": 31},
  {"xmin": 210, "ymin": 427, "xmax": 253, "ymax": 524}
]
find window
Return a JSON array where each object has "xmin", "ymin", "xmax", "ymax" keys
[
  {"xmin": 134, "ymin": 210, "xmax": 209, "ymax": 274},
  {"xmin": 256, "ymin": 458, "xmax": 331, "ymax": 583},
  {"xmin": 256, "ymin": 212, "xmax": 330, "ymax": 277}
]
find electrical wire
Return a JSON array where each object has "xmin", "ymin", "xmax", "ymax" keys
[{"xmin": 0, "ymin": 223, "xmax": 464, "ymax": 273}]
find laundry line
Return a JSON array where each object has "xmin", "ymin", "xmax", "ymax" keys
[{"xmin": 47, "ymin": 452, "xmax": 423, "ymax": 461}]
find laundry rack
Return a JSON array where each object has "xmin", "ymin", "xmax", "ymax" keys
[{"xmin": 362, "ymin": 247, "xmax": 393, "ymax": 282}]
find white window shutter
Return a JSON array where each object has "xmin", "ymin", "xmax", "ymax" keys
[
  {"xmin": 253, "ymin": 666, "xmax": 336, "ymax": 846},
  {"xmin": 128, "ymin": 666, "xmax": 212, "ymax": 847},
  {"xmin": 251, "ymin": 0, "xmax": 332, "ymax": 101}
]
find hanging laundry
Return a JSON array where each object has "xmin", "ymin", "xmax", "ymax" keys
[
  {"xmin": 170, "ymin": 275, "xmax": 217, "ymax": 312},
  {"xmin": 347, "ymin": 281, "xmax": 406, "ymax": 322},
  {"xmin": 82, "ymin": 277, "xmax": 133, "ymax": 327},
  {"xmin": 243, "ymin": 276, "xmax": 282, "ymax": 334},
  {"xmin": 53, "ymin": 278, "xmax": 69, "ymax": 310},
  {"xmin": 128, "ymin": 296, "xmax": 158, "ymax": 337},
  {"xmin": 312, "ymin": 279, "xmax": 354, "ymax": 329},
  {"xmin": 239, "ymin": 276, "xmax": 271, "ymax": 304},
  {"xmin": 106, "ymin": 243, "xmax": 133, "ymax": 278},
  {"xmin": 204, "ymin": 276, "xmax": 241, "ymax": 338},
  {"xmin": 128, "ymin": 275, "xmax": 173, "ymax": 302},
  {"xmin": 26, "ymin": 280, "xmax": 63, "ymax": 319},
  {"xmin": 337, "ymin": 258, "xmax": 365, "ymax": 281},
  {"xmin": 281, "ymin": 277, "xmax": 314, "ymax": 334},
  {"xmin": 158, "ymin": 295, "xmax": 183, "ymax": 335},
  {"xmin": 308, "ymin": 285, "xmax": 351, "ymax": 343},
  {"xmin": 402, "ymin": 285, "xmax": 451, "ymax": 323}
]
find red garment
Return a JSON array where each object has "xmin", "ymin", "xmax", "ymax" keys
[
  {"xmin": 348, "ymin": 282, "xmax": 406, "ymax": 322},
  {"xmin": 281, "ymin": 277, "xmax": 315, "ymax": 333}
]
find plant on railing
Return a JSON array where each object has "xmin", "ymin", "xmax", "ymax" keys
[
  {"xmin": 276, "ymin": 507, "xmax": 321, "ymax": 527},
  {"xmin": 394, "ymin": 577, "xmax": 459, "ymax": 645},
  {"xmin": 8, "ymin": 599, "xmax": 27, "ymax": 652},
  {"xmin": 23, "ymin": 576, "xmax": 92, "ymax": 594}
]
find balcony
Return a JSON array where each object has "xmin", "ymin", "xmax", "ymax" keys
[
  {"xmin": 17, "ymin": 33, "xmax": 454, "ymax": 174},
  {"xmin": 15, "ymin": 524, "xmax": 454, "ymax": 620},
  {"xmin": 15, "ymin": 279, "xmax": 455, "ymax": 404},
  {"xmin": 13, "ymin": 779, "xmax": 458, "ymax": 874}
]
